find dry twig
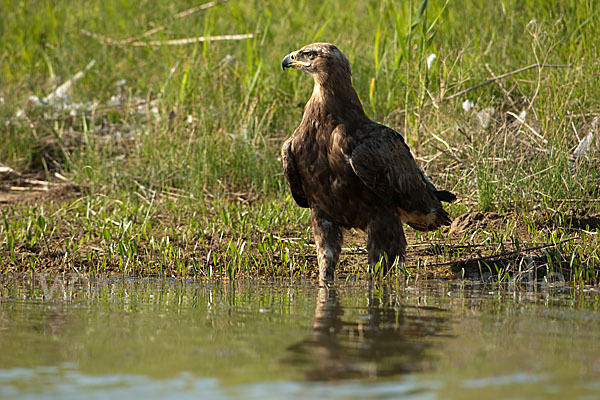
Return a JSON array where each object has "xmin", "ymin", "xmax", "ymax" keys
[
  {"xmin": 80, "ymin": 0, "xmax": 242, "ymax": 47},
  {"xmin": 389, "ymin": 63, "xmax": 573, "ymax": 117},
  {"xmin": 174, "ymin": 0, "xmax": 228, "ymax": 19},
  {"xmin": 81, "ymin": 30, "xmax": 253, "ymax": 47},
  {"xmin": 131, "ymin": 33, "xmax": 254, "ymax": 46},
  {"xmin": 425, "ymin": 238, "xmax": 574, "ymax": 268}
]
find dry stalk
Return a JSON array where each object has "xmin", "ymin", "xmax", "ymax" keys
[
  {"xmin": 484, "ymin": 63, "xmax": 517, "ymax": 108},
  {"xmin": 82, "ymin": 30, "xmax": 253, "ymax": 47},
  {"xmin": 389, "ymin": 63, "xmax": 573, "ymax": 118},
  {"xmin": 425, "ymin": 238, "xmax": 574, "ymax": 268},
  {"xmin": 174, "ymin": 0, "xmax": 228, "ymax": 19},
  {"xmin": 506, "ymin": 110, "xmax": 547, "ymax": 144},
  {"xmin": 80, "ymin": 0, "xmax": 237, "ymax": 47}
]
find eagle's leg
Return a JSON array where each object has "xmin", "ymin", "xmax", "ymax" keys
[
  {"xmin": 366, "ymin": 212, "xmax": 407, "ymax": 276},
  {"xmin": 311, "ymin": 208, "xmax": 342, "ymax": 282}
]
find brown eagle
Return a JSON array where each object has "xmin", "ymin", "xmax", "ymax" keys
[{"xmin": 281, "ymin": 43, "xmax": 456, "ymax": 281}]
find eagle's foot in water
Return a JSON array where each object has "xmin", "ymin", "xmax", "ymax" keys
[
  {"xmin": 367, "ymin": 213, "xmax": 407, "ymax": 278},
  {"xmin": 311, "ymin": 208, "xmax": 342, "ymax": 282}
]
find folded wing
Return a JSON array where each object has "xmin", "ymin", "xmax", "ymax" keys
[
  {"xmin": 349, "ymin": 126, "xmax": 455, "ymax": 231},
  {"xmin": 281, "ymin": 137, "xmax": 309, "ymax": 208}
]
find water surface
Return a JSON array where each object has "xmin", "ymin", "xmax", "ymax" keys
[{"xmin": 1, "ymin": 276, "xmax": 599, "ymax": 399}]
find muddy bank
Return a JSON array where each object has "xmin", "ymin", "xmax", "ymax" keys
[{"xmin": 1, "ymin": 167, "xmax": 598, "ymax": 282}]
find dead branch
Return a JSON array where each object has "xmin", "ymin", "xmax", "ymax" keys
[
  {"xmin": 132, "ymin": 33, "xmax": 253, "ymax": 46},
  {"xmin": 424, "ymin": 238, "xmax": 574, "ymax": 268},
  {"xmin": 126, "ymin": 0, "xmax": 229, "ymax": 43},
  {"xmin": 389, "ymin": 63, "xmax": 573, "ymax": 117},
  {"xmin": 444, "ymin": 63, "xmax": 573, "ymax": 101},
  {"xmin": 81, "ymin": 29, "xmax": 133, "ymax": 46},
  {"xmin": 484, "ymin": 63, "xmax": 517, "ymax": 108},
  {"xmin": 174, "ymin": 0, "xmax": 228, "ymax": 19},
  {"xmin": 82, "ymin": 30, "xmax": 253, "ymax": 47},
  {"xmin": 81, "ymin": 0, "xmax": 232, "ymax": 47},
  {"xmin": 119, "ymin": 26, "xmax": 166, "ymax": 46}
]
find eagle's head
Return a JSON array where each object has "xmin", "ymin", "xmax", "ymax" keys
[{"xmin": 282, "ymin": 43, "xmax": 351, "ymax": 83}]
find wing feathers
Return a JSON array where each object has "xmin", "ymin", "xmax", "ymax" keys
[
  {"xmin": 350, "ymin": 125, "xmax": 454, "ymax": 230},
  {"xmin": 350, "ymin": 127, "xmax": 431, "ymax": 211},
  {"xmin": 281, "ymin": 138, "xmax": 309, "ymax": 208}
]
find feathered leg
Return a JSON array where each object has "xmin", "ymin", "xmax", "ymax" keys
[
  {"xmin": 367, "ymin": 212, "xmax": 406, "ymax": 276},
  {"xmin": 311, "ymin": 208, "xmax": 342, "ymax": 282}
]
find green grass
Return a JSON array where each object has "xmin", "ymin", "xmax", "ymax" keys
[{"xmin": 1, "ymin": 0, "xmax": 599, "ymax": 284}]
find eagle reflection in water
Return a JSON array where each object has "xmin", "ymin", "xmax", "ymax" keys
[{"xmin": 284, "ymin": 286, "xmax": 449, "ymax": 381}]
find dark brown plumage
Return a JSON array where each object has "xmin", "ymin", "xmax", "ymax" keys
[{"xmin": 281, "ymin": 43, "xmax": 456, "ymax": 281}]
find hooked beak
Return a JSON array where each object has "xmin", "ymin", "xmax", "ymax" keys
[
  {"xmin": 281, "ymin": 50, "xmax": 310, "ymax": 71},
  {"xmin": 281, "ymin": 53, "xmax": 294, "ymax": 71}
]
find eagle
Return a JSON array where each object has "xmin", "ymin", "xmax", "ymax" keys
[{"xmin": 281, "ymin": 43, "xmax": 456, "ymax": 281}]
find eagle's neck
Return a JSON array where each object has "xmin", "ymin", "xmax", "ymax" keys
[{"xmin": 307, "ymin": 74, "xmax": 369, "ymax": 124}]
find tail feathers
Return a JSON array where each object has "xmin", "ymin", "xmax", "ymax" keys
[
  {"xmin": 435, "ymin": 190, "xmax": 457, "ymax": 203},
  {"xmin": 419, "ymin": 167, "xmax": 457, "ymax": 203},
  {"xmin": 401, "ymin": 208, "xmax": 452, "ymax": 232},
  {"xmin": 435, "ymin": 208, "xmax": 452, "ymax": 227}
]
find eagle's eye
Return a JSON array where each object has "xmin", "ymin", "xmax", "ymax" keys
[{"xmin": 307, "ymin": 51, "xmax": 317, "ymax": 60}]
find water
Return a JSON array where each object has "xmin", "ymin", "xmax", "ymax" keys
[{"xmin": 1, "ymin": 276, "xmax": 600, "ymax": 399}]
